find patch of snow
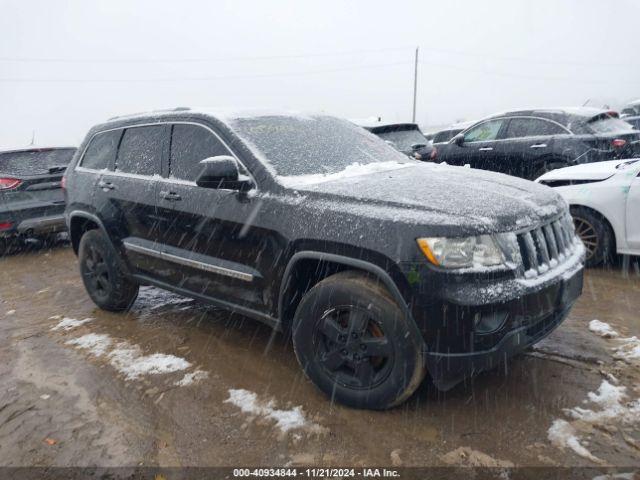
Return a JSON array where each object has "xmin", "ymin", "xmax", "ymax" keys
[
  {"xmin": 565, "ymin": 381, "xmax": 631, "ymax": 424},
  {"xmin": 40, "ymin": 394, "xmax": 50, "ymax": 400},
  {"xmin": 225, "ymin": 389, "xmax": 321, "ymax": 434},
  {"xmin": 66, "ymin": 333, "xmax": 112, "ymax": 356},
  {"xmin": 51, "ymin": 317, "xmax": 93, "ymax": 331},
  {"xmin": 108, "ymin": 343, "xmax": 191, "ymax": 380},
  {"xmin": 277, "ymin": 161, "xmax": 413, "ymax": 187},
  {"xmin": 135, "ymin": 286, "xmax": 193, "ymax": 310},
  {"xmin": 174, "ymin": 370, "xmax": 209, "ymax": 387},
  {"xmin": 613, "ymin": 336, "xmax": 640, "ymax": 362},
  {"xmin": 592, "ymin": 473, "xmax": 636, "ymax": 480},
  {"xmin": 588, "ymin": 319, "xmax": 619, "ymax": 338},
  {"xmin": 587, "ymin": 319, "xmax": 640, "ymax": 363},
  {"xmin": 547, "ymin": 419, "xmax": 602, "ymax": 464},
  {"xmin": 5, "ymin": 309, "xmax": 15, "ymax": 316},
  {"xmin": 65, "ymin": 333, "xmax": 192, "ymax": 381},
  {"xmin": 548, "ymin": 380, "xmax": 640, "ymax": 464}
]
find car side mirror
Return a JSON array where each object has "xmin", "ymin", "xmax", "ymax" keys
[
  {"xmin": 196, "ymin": 155, "xmax": 253, "ymax": 191},
  {"xmin": 411, "ymin": 143, "xmax": 427, "ymax": 151},
  {"xmin": 452, "ymin": 133, "xmax": 465, "ymax": 146}
]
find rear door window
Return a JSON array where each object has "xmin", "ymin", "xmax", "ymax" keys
[
  {"xmin": 81, "ymin": 130, "xmax": 121, "ymax": 170},
  {"xmin": 503, "ymin": 118, "xmax": 566, "ymax": 139},
  {"xmin": 169, "ymin": 124, "xmax": 231, "ymax": 181},
  {"xmin": 116, "ymin": 126, "xmax": 164, "ymax": 176},
  {"xmin": 463, "ymin": 119, "xmax": 504, "ymax": 142}
]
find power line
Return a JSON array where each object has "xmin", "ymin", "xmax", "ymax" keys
[
  {"xmin": 0, "ymin": 44, "xmax": 632, "ymax": 69},
  {"xmin": 0, "ymin": 46, "xmax": 413, "ymax": 64},
  {"xmin": 0, "ymin": 60, "xmax": 413, "ymax": 83},
  {"xmin": 419, "ymin": 60, "xmax": 640, "ymax": 85}
]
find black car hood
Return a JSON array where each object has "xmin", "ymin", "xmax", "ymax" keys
[{"xmin": 287, "ymin": 163, "xmax": 565, "ymax": 234}]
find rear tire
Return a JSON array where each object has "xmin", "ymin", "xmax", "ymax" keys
[
  {"xmin": 78, "ymin": 229, "xmax": 139, "ymax": 311},
  {"xmin": 570, "ymin": 207, "xmax": 613, "ymax": 267},
  {"xmin": 292, "ymin": 271, "xmax": 426, "ymax": 410}
]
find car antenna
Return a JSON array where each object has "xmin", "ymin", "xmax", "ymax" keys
[
  {"xmin": 29, "ymin": 130, "xmax": 35, "ymax": 146},
  {"xmin": 582, "ymin": 99, "xmax": 591, "ymax": 106}
]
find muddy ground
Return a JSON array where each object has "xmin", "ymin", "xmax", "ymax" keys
[{"xmin": 0, "ymin": 243, "xmax": 639, "ymax": 471}]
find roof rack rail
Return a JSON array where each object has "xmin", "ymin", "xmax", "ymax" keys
[{"xmin": 108, "ymin": 106, "xmax": 191, "ymax": 121}]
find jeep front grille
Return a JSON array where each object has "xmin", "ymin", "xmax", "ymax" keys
[{"xmin": 517, "ymin": 215, "xmax": 578, "ymax": 278}]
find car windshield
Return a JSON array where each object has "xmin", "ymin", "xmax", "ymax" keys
[
  {"xmin": 229, "ymin": 115, "xmax": 410, "ymax": 179},
  {"xmin": 0, "ymin": 148, "xmax": 76, "ymax": 176},
  {"xmin": 375, "ymin": 128, "xmax": 428, "ymax": 151},
  {"xmin": 586, "ymin": 115, "xmax": 636, "ymax": 135}
]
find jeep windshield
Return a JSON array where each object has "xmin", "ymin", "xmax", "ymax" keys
[{"xmin": 229, "ymin": 115, "xmax": 412, "ymax": 182}]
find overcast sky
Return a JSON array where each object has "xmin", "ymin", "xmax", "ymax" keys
[{"xmin": 1, "ymin": 0, "xmax": 639, "ymax": 148}]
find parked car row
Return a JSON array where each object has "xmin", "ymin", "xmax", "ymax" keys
[
  {"xmin": 7, "ymin": 101, "xmax": 637, "ymax": 408},
  {"xmin": 430, "ymin": 108, "xmax": 640, "ymax": 180}
]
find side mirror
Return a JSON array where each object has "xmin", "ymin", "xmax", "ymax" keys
[
  {"xmin": 196, "ymin": 155, "xmax": 253, "ymax": 191},
  {"xmin": 411, "ymin": 143, "xmax": 427, "ymax": 151},
  {"xmin": 452, "ymin": 133, "xmax": 465, "ymax": 146}
]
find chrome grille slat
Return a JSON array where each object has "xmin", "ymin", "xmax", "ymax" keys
[
  {"xmin": 543, "ymin": 225, "xmax": 559, "ymax": 261},
  {"xmin": 534, "ymin": 228, "xmax": 551, "ymax": 268},
  {"xmin": 517, "ymin": 215, "xmax": 576, "ymax": 278},
  {"xmin": 522, "ymin": 232, "xmax": 538, "ymax": 274},
  {"xmin": 552, "ymin": 221, "xmax": 566, "ymax": 254}
]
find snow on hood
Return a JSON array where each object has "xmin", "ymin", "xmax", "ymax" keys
[
  {"xmin": 292, "ymin": 162, "xmax": 565, "ymax": 231},
  {"xmin": 537, "ymin": 159, "xmax": 640, "ymax": 182},
  {"xmin": 278, "ymin": 161, "xmax": 413, "ymax": 187}
]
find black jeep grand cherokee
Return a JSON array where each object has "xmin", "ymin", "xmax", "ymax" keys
[{"xmin": 64, "ymin": 108, "xmax": 585, "ymax": 409}]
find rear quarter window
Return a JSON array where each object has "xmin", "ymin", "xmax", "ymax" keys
[
  {"xmin": 0, "ymin": 148, "xmax": 76, "ymax": 176},
  {"xmin": 503, "ymin": 118, "xmax": 566, "ymax": 138},
  {"xmin": 116, "ymin": 126, "xmax": 164, "ymax": 176},
  {"xmin": 81, "ymin": 130, "xmax": 122, "ymax": 170}
]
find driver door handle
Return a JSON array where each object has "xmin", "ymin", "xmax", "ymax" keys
[
  {"xmin": 478, "ymin": 147, "xmax": 493, "ymax": 151},
  {"xmin": 161, "ymin": 191, "xmax": 182, "ymax": 201},
  {"xmin": 97, "ymin": 180, "xmax": 115, "ymax": 190}
]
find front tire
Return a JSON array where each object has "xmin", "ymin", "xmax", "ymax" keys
[
  {"xmin": 292, "ymin": 271, "xmax": 426, "ymax": 410},
  {"xmin": 571, "ymin": 207, "xmax": 613, "ymax": 267},
  {"xmin": 78, "ymin": 229, "xmax": 139, "ymax": 311}
]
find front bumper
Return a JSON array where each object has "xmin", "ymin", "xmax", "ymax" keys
[
  {"xmin": 425, "ymin": 301, "xmax": 576, "ymax": 391},
  {"xmin": 404, "ymin": 240, "xmax": 585, "ymax": 391}
]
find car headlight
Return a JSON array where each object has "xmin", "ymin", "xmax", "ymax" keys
[{"xmin": 417, "ymin": 233, "xmax": 520, "ymax": 270}]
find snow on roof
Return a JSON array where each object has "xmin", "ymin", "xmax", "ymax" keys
[
  {"xmin": 485, "ymin": 106, "xmax": 610, "ymax": 119},
  {"xmin": 105, "ymin": 106, "xmax": 315, "ymax": 124}
]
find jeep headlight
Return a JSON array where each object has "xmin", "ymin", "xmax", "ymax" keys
[{"xmin": 417, "ymin": 233, "xmax": 520, "ymax": 270}]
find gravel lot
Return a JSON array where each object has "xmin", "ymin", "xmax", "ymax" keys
[{"xmin": 1, "ymin": 243, "xmax": 639, "ymax": 470}]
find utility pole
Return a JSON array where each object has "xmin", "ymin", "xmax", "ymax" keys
[{"xmin": 412, "ymin": 46, "xmax": 419, "ymax": 123}]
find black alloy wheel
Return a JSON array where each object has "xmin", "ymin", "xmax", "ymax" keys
[{"xmin": 314, "ymin": 305, "xmax": 393, "ymax": 390}]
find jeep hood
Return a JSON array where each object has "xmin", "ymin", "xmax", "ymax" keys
[{"xmin": 286, "ymin": 163, "xmax": 566, "ymax": 233}]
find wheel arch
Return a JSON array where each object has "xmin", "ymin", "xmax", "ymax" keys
[
  {"xmin": 569, "ymin": 204, "xmax": 618, "ymax": 253},
  {"xmin": 68, "ymin": 211, "xmax": 108, "ymax": 255},
  {"xmin": 277, "ymin": 251, "xmax": 419, "ymax": 337}
]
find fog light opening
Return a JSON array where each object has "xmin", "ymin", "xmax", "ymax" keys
[{"xmin": 474, "ymin": 311, "xmax": 509, "ymax": 334}]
